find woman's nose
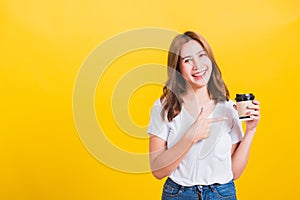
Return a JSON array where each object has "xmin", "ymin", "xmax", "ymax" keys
[{"xmin": 192, "ymin": 58, "xmax": 201, "ymax": 69}]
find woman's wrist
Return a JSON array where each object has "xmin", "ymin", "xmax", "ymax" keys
[
  {"xmin": 245, "ymin": 127, "xmax": 256, "ymax": 134},
  {"xmin": 184, "ymin": 129, "xmax": 196, "ymax": 144},
  {"xmin": 184, "ymin": 123, "xmax": 199, "ymax": 144}
]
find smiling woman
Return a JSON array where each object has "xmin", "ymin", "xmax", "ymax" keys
[
  {"xmin": 148, "ymin": 31, "xmax": 261, "ymax": 200},
  {"xmin": 160, "ymin": 32, "xmax": 229, "ymax": 122},
  {"xmin": 180, "ymin": 40, "xmax": 213, "ymax": 90}
]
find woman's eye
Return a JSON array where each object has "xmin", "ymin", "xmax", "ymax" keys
[
  {"xmin": 184, "ymin": 59, "xmax": 192, "ymax": 63},
  {"xmin": 199, "ymin": 53, "xmax": 206, "ymax": 57}
]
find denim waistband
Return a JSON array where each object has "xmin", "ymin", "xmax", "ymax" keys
[
  {"xmin": 163, "ymin": 177, "xmax": 237, "ymax": 199},
  {"xmin": 166, "ymin": 177, "xmax": 234, "ymax": 190}
]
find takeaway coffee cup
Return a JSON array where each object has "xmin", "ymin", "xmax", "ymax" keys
[{"xmin": 235, "ymin": 93, "xmax": 255, "ymax": 121}]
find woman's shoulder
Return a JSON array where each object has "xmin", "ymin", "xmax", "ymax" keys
[
  {"xmin": 224, "ymin": 99, "xmax": 235, "ymax": 107},
  {"xmin": 216, "ymin": 100, "xmax": 236, "ymax": 112},
  {"xmin": 150, "ymin": 98, "xmax": 164, "ymax": 113},
  {"xmin": 217, "ymin": 99, "xmax": 234, "ymax": 106},
  {"xmin": 219, "ymin": 100, "xmax": 238, "ymax": 118},
  {"xmin": 153, "ymin": 98, "xmax": 162, "ymax": 106},
  {"xmin": 149, "ymin": 98, "xmax": 170, "ymax": 124},
  {"xmin": 150, "ymin": 98, "xmax": 163, "ymax": 111}
]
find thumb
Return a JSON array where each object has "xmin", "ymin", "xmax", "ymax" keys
[{"xmin": 233, "ymin": 104, "xmax": 237, "ymax": 111}]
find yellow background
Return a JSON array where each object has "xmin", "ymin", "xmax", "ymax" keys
[{"xmin": 1, "ymin": 0, "xmax": 300, "ymax": 199}]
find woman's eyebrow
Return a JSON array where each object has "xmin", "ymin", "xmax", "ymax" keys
[
  {"xmin": 182, "ymin": 50, "xmax": 206, "ymax": 59},
  {"xmin": 196, "ymin": 50, "xmax": 206, "ymax": 54},
  {"xmin": 182, "ymin": 55, "xmax": 191, "ymax": 59}
]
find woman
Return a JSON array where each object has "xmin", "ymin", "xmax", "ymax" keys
[{"xmin": 148, "ymin": 31, "xmax": 260, "ymax": 200}]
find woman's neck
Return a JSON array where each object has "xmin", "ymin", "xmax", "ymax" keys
[
  {"xmin": 183, "ymin": 86, "xmax": 211, "ymax": 107},
  {"xmin": 181, "ymin": 86, "xmax": 214, "ymax": 118}
]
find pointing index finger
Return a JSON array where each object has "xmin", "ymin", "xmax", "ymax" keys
[{"xmin": 209, "ymin": 117, "xmax": 228, "ymax": 123}]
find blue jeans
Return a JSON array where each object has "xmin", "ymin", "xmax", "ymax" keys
[{"xmin": 162, "ymin": 178, "xmax": 237, "ymax": 200}]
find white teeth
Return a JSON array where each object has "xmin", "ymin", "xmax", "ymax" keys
[{"xmin": 193, "ymin": 70, "xmax": 206, "ymax": 77}]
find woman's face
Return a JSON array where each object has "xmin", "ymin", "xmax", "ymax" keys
[{"xmin": 179, "ymin": 40, "xmax": 212, "ymax": 90}]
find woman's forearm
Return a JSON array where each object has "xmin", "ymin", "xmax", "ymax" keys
[
  {"xmin": 150, "ymin": 134, "xmax": 193, "ymax": 179},
  {"xmin": 231, "ymin": 129, "xmax": 256, "ymax": 179},
  {"xmin": 149, "ymin": 122, "xmax": 203, "ymax": 179}
]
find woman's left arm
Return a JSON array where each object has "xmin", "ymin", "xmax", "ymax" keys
[{"xmin": 231, "ymin": 100, "xmax": 260, "ymax": 179}]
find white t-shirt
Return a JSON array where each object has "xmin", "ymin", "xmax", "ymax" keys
[{"xmin": 148, "ymin": 99, "xmax": 244, "ymax": 186}]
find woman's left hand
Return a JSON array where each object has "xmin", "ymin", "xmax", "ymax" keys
[{"xmin": 245, "ymin": 100, "xmax": 260, "ymax": 132}]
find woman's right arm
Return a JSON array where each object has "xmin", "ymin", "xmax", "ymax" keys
[
  {"xmin": 149, "ymin": 133, "xmax": 194, "ymax": 180},
  {"xmin": 149, "ymin": 109, "xmax": 223, "ymax": 180}
]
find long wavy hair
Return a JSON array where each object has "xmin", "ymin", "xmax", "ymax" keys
[{"xmin": 160, "ymin": 31, "xmax": 229, "ymax": 122}]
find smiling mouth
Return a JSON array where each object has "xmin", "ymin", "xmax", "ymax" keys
[{"xmin": 192, "ymin": 69, "xmax": 207, "ymax": 77}]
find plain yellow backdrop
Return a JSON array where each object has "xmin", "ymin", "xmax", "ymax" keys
[{"xmin": 1, "ymin": 0, "xmax": 300, "ymax": 199}]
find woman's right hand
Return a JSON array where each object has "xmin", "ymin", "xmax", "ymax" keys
[{"xmin": 187, "ymin": 107, "xmax": 227, "ymax": 144}]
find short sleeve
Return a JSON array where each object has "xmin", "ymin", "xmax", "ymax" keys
[
  {"xmin": 148, "ymin": 100, "xmax": 169, "ymax": 141},
  {"xmin": 227, "ymin": 100, "xmax": 244, "ymax": 144}
]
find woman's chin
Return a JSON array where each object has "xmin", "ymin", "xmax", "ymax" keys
[{"xmin": 191, "ymin": 81, "xmax": 208, "ymax": 89}]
